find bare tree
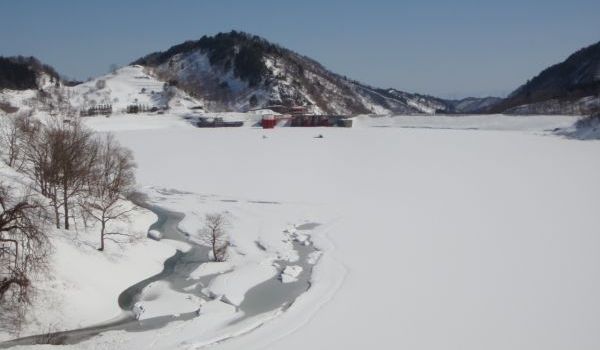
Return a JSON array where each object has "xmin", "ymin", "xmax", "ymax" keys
[
  {"xmin": 81, "ymin": 134, "xmax": 136, "ymax": 251},
  {"xmin": 54, "ymin": 86, "xmax": 76, "ymax": 120},
  {"xmin": 0, "ymin": 183, "xmax": 49, "ymax": 332},
  {"xmin": 0, "ymin": 115, "xmax": 21, "ymax": 168},
  {"xmin": 95, "ymin": 79, "xmax": 106, "ymax": 90},
  {"xmin": 0, "ymin": 112, "xmax": 32, "ymax": 170},
  {"xmin": 43, "ymin": 125, "xmax": 66, "ymax": 228},
  {"xmin": 199, "ymin": 213, "xmax": 229, "ymax": 262}
]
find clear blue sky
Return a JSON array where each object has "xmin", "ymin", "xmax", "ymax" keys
[{"xmin": 1, "ymin": 0, "xmax": 598, "ymax": 98}]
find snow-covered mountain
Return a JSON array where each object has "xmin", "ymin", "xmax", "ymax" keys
[
  {"xmin": 0, "ymin": 35, "xmax": 511, "ymax": 117},
  {"xmin": 5, "ymin": 35, "xmax": 598, "ymax": 117},
  {"xmin": 133, "ymin": 31, "xmax": 454, "ymax": 115},
  {"xmin": 491, "ymin": 41, "xmax": 600, "ymax": 115}
]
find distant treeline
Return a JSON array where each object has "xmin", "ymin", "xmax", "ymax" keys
[{"xmin": 133, "ymin": 31, "xmax": 281, "ymax": 87}]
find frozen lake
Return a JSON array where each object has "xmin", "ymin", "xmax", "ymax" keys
[{"xmin": 78, "ymin": 114, "xmax": 600, "ymax": 350}]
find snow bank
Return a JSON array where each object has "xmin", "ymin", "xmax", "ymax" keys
[
  {"xmin": 280, "ymin": 266, "xmax": 303, "ymax": 283},
  {"xmin": 134, "ymin": 281, "xmax": 201, "ymax": 320},
  {"xmin": 147, "ymin": 229, "xmax": 162, "ymax": 240}
]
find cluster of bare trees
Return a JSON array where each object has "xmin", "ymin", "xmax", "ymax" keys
[
  {"xmin": 0, "ymin": 114, "xmax": 136, "ymax": 251},
  {"xmin": 0, "ymin": 114, "xmax": 136, "ymax": 331},
  {"xmin": 0, "ymin": 112, "xmax": 30, "ymax": 170},
  {"xmin": 0, "ymin": 183, "xmax": 48, "ymax": 332}
]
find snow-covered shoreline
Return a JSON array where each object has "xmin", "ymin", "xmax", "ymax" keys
[{"xmin": 1, "ymin": 193, "xmax": 332, "ymax": 348}]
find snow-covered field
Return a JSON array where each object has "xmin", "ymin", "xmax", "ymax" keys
[{"xmin": 5, "ymin": 113, "xmax": 600, "ymax": 349}]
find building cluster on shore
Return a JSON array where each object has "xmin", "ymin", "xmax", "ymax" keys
[{"xmin": 260, "ymin": 106, "xmax": 353, "ymax": 129}]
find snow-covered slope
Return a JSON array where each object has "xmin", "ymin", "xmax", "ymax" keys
[
  {"xmin": 0, "ymin": 89, "xmax": 38, "ymax": 115},
  {"xmin": 68, "ymin": 65, "xmax": 204, "ymax": 113}
]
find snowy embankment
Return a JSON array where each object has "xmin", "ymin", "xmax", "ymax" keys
[{"xmin": 5, "ymin": 113, "xmax": 600, "ymax": 350}]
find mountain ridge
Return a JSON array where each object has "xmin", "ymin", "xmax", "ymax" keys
[
  {"xmin": 2, "ymin": 32, "xmax": 599, "ymax": 116},
  {"xmin": 490, "ymin": 41, "xmax": 600, "ymax": 114}
]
